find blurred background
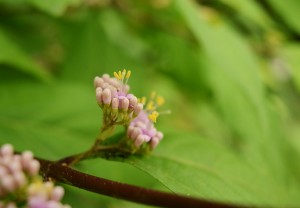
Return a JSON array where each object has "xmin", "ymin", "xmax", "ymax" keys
[{"xmin": 1, "ymin": 0, "xmax": 300, "ymax": 207}]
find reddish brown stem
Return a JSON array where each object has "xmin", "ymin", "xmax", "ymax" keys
[{"xmin": 37, "ymin": 157, "xmax": 250, "ymax": 208}]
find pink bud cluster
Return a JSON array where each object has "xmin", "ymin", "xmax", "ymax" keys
[
  {"xmin": 27, "ymin": 181, "xmax": 70, "ymax": 208},
  {"xmin": 127, "ymin": 111, "xmax": 163, "ymax": 149},
  {"xmin": 0, "ymin": 144, "xmax": 70, "ymax": 208},
  {"xmin": 94, "ymin": 74, "xmax": 143, "ymax": 121},
  {"xmin": 0, "ymin": 144, "xmax": 39, "ymax": 198}
]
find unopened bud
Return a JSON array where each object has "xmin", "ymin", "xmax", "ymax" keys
[
  {"xmin": 102, "ymin": 89, "xmax": 112, "ymax": 105},
  {"xmin": 135, "ymin": 135, "xmax": 145, "ymax": 147},
  {"xmin": 1, "ymin": 144, "xmax": 13, "ymax": 156},
  {"xmin": 121, "ymin": 98, "xmax": 129, "ymax": 111}
]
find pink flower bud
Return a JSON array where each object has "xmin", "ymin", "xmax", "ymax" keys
[
  {"xmin": 102, "ymin": 74, "xmax": 110, "ymax": 82},
  {"xmin": 150, "ymin": 137, "xmax": 159, "ymax": 149},
  {"xmin": 121, "ymin": 98, "xmax": 129, "ymax": 111},
  {"xmin": 2, "ymin": 175, "xmax": 15, "ymax": 192},
  {"xmin": 127, "ymin": 126, "xmax": 134, "ymax": 138},
  {"xmin": 131, "ymin": 128, "xmax": 142, "ymax": 140},
  {"xmin": 111, "ymin": 98, "xmax": 119, "ymax": 110},
  {"xmin": 134, "ymin": 103, "xmax": 143, "ymax": 115},
  {"xmin": 51, "ymin": 186, "xmax": 64, "ymax": 201},
  {"xmin": 28, "ymin": 160, "xmax": 40, "ymax": 176},
  {"xmin": 21, "ymin": 151, "xmax": 33, "ymax": 170},
  {"xmin": 1, "ymin": 144, "xmax": 13, "ymax": 156},
  {"xmin": 9, "ymin": 160, "xmax": 21, "ymax": 172},
  {"xmin": 156, "ymin": 132, "xmax": 163, "ymax": 140},
  {"xmin": 102, "ymin": 89, "xmax": 111, "ymax": 105},
  {"xmin": 96, "ymin": 88, "xmax": 103, "ymax": 104},
  {"xmin": 129, "ymin": 96, "xmax": 137, "ymax": 109},
  {"xmin": 135, "ymin": 135, "xmax": 145, "ymax": 147},
  {"xmin": 143, "ymin": 135, "xmax": 151, "ymax": 142},
  {"xmin": 148, "ymin": 128, "xmax": 157, "ymax": 138},
  {"xmin": 13, "ymin": 172, "xmax": 26, "ymax": 187},
  {"xmin": 94, "ymin": 76, "xmax": 104, "ymax": 88}
]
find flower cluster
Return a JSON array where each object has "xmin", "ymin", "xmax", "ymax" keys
[
  {"xmin": 0, "ymin": 144, "xmax": 70, "ymax": 208},
  {"xmin": 94, "ymin": 70, "xmax": 143, "ymax": 124},
  {"xmin": 127, "ymin": 93, "xmax": 164, "ymax": 150},
  {"xmin": 94, "ymin": 70, "xmax": 167, "ymax": 152}
]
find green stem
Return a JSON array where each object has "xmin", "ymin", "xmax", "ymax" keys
[{"xmin": 57, "ymin": 144, "xmax": 127, "ymax": 166}]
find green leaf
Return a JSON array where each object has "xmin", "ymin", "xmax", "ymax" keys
[
  {"xmin": 0, "ymin": 81, "xmax": 99, "ymax": 160},
  {"xmin": 26, "ymin": 0, "xmax": 81, "ymax": 16},
  {"xmin": 60, "ymin": 13, "xmax": 143, "ymax": 84},
  {"xmin": 174, "ymin": 0, "xmax": 289, "ymax": 181},
  {"xmin": 125, "ymin": 132, "xmax": 300, "ymax": 207},
  {"xmin": 0, "ymin": 28, "xmax": 50, "ymax": 81}
]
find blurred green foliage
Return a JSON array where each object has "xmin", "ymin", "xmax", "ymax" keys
[{"xmin": 1, "ymin": 0, "xmax": 300, "ymax": 207}]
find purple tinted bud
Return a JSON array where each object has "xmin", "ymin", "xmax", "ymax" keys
[
  {"xmin": 111, "ymin": 98, "xmax": 119, "ymax": 110},
  {"xmin": 94, "ymin": 76, "xmax": 104, "ymax": 88},
  {"xmin": 102, "ymin": 89, "xmax": 112, "ymax": 105},
  {"xmin": 134, "ymin": 103, "xmax": 143, "ymax": 115},
  {"xmin": 121, "ymin": 98, "xmax": 129, "ymax": 111},
  {"xmin": 129, "ymin": 96, "xmax": 137, "ymax": 109},
  {"xmin": 2, "ymin": 175, "xmax": 15, "ymax": 191},
  {"xmin": 28, "ymin": 160, "xmax": 40, "ymax": 176},
  {"xmin": 135, "ymin": 135, "xmax": 145, "ymax": 147},
  {"xmin": 13, "ymin": 172, "xmax": 26, "ymax": 187},
  {"xmin": 150, "ymin": 137, "xmax": 159, "ymax": 149},
  {"xmin": 156, "ymin": 132, "xmax": 163, "ymax": 140},
  {"xmin": 1, "ymin": 144, "xmax": 13, "ymax": 156},
  {"xmin": 131, "ymin": 128, "xmax": 142, "ymax": 140},
  {"xmin": 96, "ymin": 88, "xmax": 103, "ymax": 105},
  {"xmin": 51, "ymin": 186, "xmax": 64, "ymax": 201}
]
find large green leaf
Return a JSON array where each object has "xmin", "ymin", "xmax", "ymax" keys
[
  {"xmin": 125, "ymin": 132, "xmax": 300, "ymax": 207},
  {"xmin": 0, "ymin": 81, "xmax": 99, "ymax": 159},
  {"xmin": 174, "ymin": 0, "xmax": 290, "ymax": 182}
]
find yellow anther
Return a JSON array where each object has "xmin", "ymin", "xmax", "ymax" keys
[
  {"xmin": 150, "ymin": 91, "xmax": 156, "ymax": 99},
  {"xmin": 148, "ymin": 111, "xmax": 159, "ymax": 123},
  {"xmin": 114, "ymin": 71, "xmax": 122, "ymax": 80},
  {"xmin": 122, "ymin": 69, "xmax": 126, "ymax": 79},
  {"xmin": 118, "ymin": 70, "xmax": 122, "ymax": 79},
  {"xmin": 156, "ymin": 96, "xmax": 165, "ymax": 106},
  {"xmin": 126, "ymin": 70, "xmax": 131, "ymax": 79},
  {"xmin": 146, "ymin": 101, "xmax": 155, "ymax": 111}
]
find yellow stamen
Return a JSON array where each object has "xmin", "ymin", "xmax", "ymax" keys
[
  {"xmin": 156, "ymin": 96, "xmax": 165, "ymax": 106},
  {"xmin": 122, "ymin": 69, "xmax": 126, "ymax": 79},
  {"xmin": 146, "ymin": 101, "xmax": 155, "ymax": 111},
  {"xmin": 118, "ymin": 70, "xmax": 122, "ymax": 79},
  {"xmin": 148, "ymin": 111, "xmax": 159, "ymax": 123},
  {"xmin": 126, "ymin": 70, "xmax": 131, "ymax": 79},
  {"xmin": 114, "ymin": 71, "xmax": 121, "ymax": 80}
]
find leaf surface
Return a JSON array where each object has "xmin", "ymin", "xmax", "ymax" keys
[{"xmin": 125, "ymin": 132, "xmax": 300, "ymax": 206}]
